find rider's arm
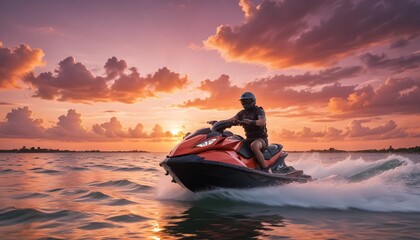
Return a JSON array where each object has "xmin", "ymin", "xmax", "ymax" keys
[
  {"xmin": 226, "ymin": 116, "xmax": 239, "ymax": 122},
  {"xmin": 255, "ymin": 107, "xmax": 266, "ymax": 126},
  {"xmin": 255, "ymin": 116, "xmax": 266, "ymax": 126},
  {"xmin": 243, "ymin": 116, "xmax": 265, "ymax": 126}
]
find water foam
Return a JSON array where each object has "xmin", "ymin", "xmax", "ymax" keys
[{"xmin": 157, "ymin": 154, "xmax": 420, "ymax": 212}]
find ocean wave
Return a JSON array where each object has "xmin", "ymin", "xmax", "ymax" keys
[
  {"xmin": 89, "ymin": 179, "xmax": 152, "ymax": 192},
  {"xmin": 46, "ymin": 188, "xmax": 64, "ymax": 193},
  {"xmin": 90, "ymin": 179, "xmax": 137, "ymax": 187},
  {"xmin": 348, "ymin": 159, "xmax": 404, "ymax": 182},
  {"xmin": 62, "ymin": 166, "xmax": 89, "ymax": 171},
  {"xmin": 106, "ymin": 213, "xmax": 149, "ymax": 223},
  {"xmin": 0, "ymin": 208, "xmax": 87, "ymax": 226},
  {"xmin": 14, "ymin": 193, "xmax": 49, "ymax": 199},
  {"xmin": 107, "ymin": 198, "xmax": 136, "ymax": 206},
  {"xmin": 78, "ymin": 221, "xmax": 120, "ymax": 230},
  {"xmin": 112, "ymin": 166, "xmax": 145, "ymax": 172},
  {"xmin": 89, "ymin": 164, "xmax": 116, "ymax": 170},
  {"xmin": 0, "ymin": 169, "xmax": 25, "ymax": 174},
  {"xmin": 75, "ymin": 191, "xmax": 111, "ymax": 201},
  {"xmin": 60, "ymin": 189, "xmax": 89, "ymax": 196},
  {"xmin": 30, "ymin": 167, "xmax": 62, "ymax": 174}
]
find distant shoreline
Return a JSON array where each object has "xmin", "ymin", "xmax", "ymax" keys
[
  {"xmin": 0, "ymin": 147, "xmax": 148, "ymax": 153},
  {"xmin": 0, "ymin": 146, "xmax": 419, "ymax": 154},
  {"xmin": 290, "ymin": 146, "xmax": 420, "ymax": 154}
]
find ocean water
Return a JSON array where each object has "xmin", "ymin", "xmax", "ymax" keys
[{"xmin": 0, "ymin": 152, "xmax": 419, "ymax": 239}]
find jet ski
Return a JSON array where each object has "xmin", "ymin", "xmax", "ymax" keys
[{"xmin": 160, "ymin": 120, "xmax": 311, "ymax": 192}]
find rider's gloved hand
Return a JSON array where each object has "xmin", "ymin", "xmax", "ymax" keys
[{"xmin": 231, "ymin": 120, "xmax": 240, "ymax": 125}]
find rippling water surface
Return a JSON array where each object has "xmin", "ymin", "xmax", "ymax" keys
[{"xmin": 1, "ymin": 152, "xmax": 419, "ymax": 239}]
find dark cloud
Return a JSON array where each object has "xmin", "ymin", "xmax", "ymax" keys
[
  {"xmin": 24, "ymin": 56, "xmax": 189, "ymax": 103},
  {"xmin": 0, "ymin": 102, "xmax": 15, "ymax": 106},
  {"xmin": 390, "ymin": 38, "xmax": 410, "ymax": 49},
  {"xmin": 0, "ymin": 41, "xmax": 44, "ymax": 88},
  {"xmin": 205, "ymin": 0, "xmax": 420, "ymax": 68},
  {"xmin": 104, "ymin": 56, "xmax": 127, "ymax": 79},
  {"xmin": 361, "ymin": 53, "xmax": 420, "ymax": 73},
  {"xmin": 254, "ymin": 66, "xmax": 362, "ymax": 87}
]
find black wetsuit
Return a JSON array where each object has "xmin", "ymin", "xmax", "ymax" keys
[{"xmin": 235, "ymin": 106, "xmax": 268, "ymax": 148}]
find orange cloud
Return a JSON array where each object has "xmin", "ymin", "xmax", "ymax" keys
[
  {"xmin": 181, "ymin": 75, "xmax": 243, "ymax": 110},
  {"xmin": 180, "ymin": 71, "xmax": 419, "ymax": 119},
  {"xmin": 128, "ymin": 124, "xmax": 149, "ymax": 138},
  {"xmin": 180, "ymin": 73, "xmax": 356, "ymax": 110},
  {"xmin": 205, "ymin": 0, "xmax": 420, "ymax": 68},
  {"xmin": 24, "ymin": 56, "xmax": 189, "ymax": 103},
  {"xmin": 0, "ymin": 41, "xmax": 44, "ymax": 88}
]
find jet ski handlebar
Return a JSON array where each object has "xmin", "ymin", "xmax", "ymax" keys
[{"xmin": 208, "ymin": 120, "xmax": 242, "ymax": 132}]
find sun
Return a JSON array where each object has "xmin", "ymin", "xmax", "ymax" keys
[{"xmin": 170, "ymin": 129, "xmax": 180, "ymax": 135}]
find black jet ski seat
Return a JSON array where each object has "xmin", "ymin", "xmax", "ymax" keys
[{"xmin": 238, "ymin": 143, "xmax": 283, "ymax": 160}]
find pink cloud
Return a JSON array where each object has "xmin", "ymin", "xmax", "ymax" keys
[
  {"xmin": 92, "ymin": 117, "xmax": 130, "ymax": 138},
  {"xmin": 150, "ymin": 124, "xmax": 172, "ymax": 138},
  {"xmin": 275, "ymin": 119, "xmax": 410, "ymax": 142},
  {"xmin": 205, "ymin": 0, "xmax": 420, "ymax": 68},
  {"xmin": 92, "ymin": 118, "xmax": 184, "ymax": 141},
  {"xmin": 24, "ymin": 56, "xmax": 189, "ymax": 103},
  {"xmin": 0, "ymin": 107, "xmax": 185, "ymax": 141},
  {"xmin": 329, "ymin": 77, "xmax": 420, "ymax": 117},
  {"xmin": 345, "ymin": 120, "xmax": 396, "ymax": 138},
  {"xmin": 276, "ymin": 126, "xmax": 343, "ymax": 141},
  {"xmin": 46, "ymin": 109, "xmax": 92, "ymax": 139},
  {"xmin": 180, "ymin": 73, "xmax": 356, "ymax": 110},
  {"xmin": 0, "ymin": 41, "xmax": 44, "ymax": 88},
  {"xmin": 0, "ymin": 106, "xmax": 45, "ymax": 137},
  {"xmin": 128, "ymin": 124, "xmax": 149, "ymax": 138}
]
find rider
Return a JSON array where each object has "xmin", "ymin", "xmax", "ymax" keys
[{"xmin": 225, "ymin": 92, "xmax": 271, "ymax": 173}]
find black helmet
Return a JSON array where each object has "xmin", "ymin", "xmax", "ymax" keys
[{"xmin": 239, "ymin": 92, "xmax": 256, "ymax": 110}]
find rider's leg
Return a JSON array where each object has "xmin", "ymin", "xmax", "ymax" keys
[{"xmin": 250, "ymin": 139, "xmax": 271, "ymax": 173}]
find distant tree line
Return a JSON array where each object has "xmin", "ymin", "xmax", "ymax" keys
[
  {"xmin": 0, "ymin": 146, "xmax": 75, "ymax": 153},
  {"xmin": 352, "ymin": 146, "xmax": 420, "ymax": 153},
  {"xmin": 0, "ymin": 146, "xmax": 147, "ymax": 153},
  {"xmin": 305, "ymin": 146, "xmax": 420, "ymax": 153}
]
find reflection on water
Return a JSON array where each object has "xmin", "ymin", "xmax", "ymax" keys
[
  {"xmin": 0, "ymin": 152, "xmax": 419, "ymax": 239},
  {"xmin": 161, "ymin": 203, "xmax": 285, "ymax": 239}
]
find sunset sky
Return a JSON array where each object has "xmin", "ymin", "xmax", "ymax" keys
[{"xmin": 0, "ymin": 0, "xmax": 419, "ymax": 152}]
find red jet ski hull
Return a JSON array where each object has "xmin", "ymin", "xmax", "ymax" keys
[{"xmin": 161, "ymin": 153, "xmax": 310, "ymax": 192}]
